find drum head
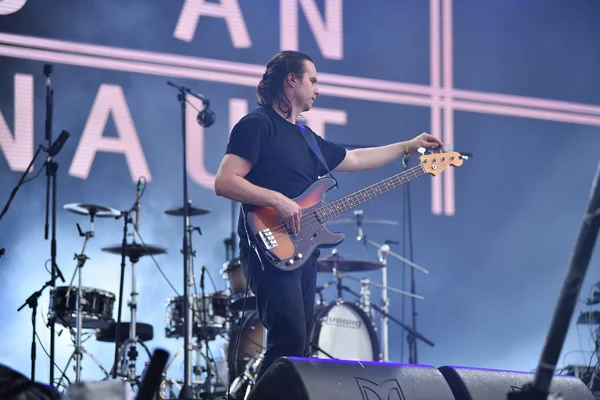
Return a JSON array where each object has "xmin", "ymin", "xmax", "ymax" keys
[
  {"xmin": 310, "ymin": 302, "xmax": 380, "ymax": 361},
  {"xmin": 227, "ymin": 311, "xmax": 265, "ymax": 380}
]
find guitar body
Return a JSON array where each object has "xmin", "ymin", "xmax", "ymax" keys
[{"xmin": 245, "ymin": 177, "xmax": 345, "ymax": 271}]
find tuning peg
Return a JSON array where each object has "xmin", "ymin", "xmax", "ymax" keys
[{"xmin": 417, "ymin": 147, "xmax": 426, "ymax": 155}]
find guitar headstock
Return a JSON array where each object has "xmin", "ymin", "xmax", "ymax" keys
[{"xmin": 418, "ymin": 150, "xmax": 467, "ymax": 176}]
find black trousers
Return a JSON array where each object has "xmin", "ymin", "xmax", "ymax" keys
[{"xmin": 240, "ymin": 248, "xmax": 319, "ymax": 382}]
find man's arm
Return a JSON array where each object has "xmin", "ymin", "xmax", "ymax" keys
[
  {"xmin": 333, "ymin": 132, "xmax": 444, "ymax": 173},
  {"xmin": 213, "ymin": 154, "xmax": 303, "ymax": 233},
  {"xmin": 214, "ymin": 154, "xmax": 279, "ymax": 207}
]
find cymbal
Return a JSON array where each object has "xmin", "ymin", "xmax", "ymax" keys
[
  {"xmin": 317, "ymin": 254, "xmax": 383, "ymax": 273},
  {"xmin": 101, "ymin": 243, "xmax": 167, "ymax": 263},
  {"xmin": 326, "ymin": 218, "xmax": 398, "ymax": 226},
  {"xmin": 64, "ymin": 203, "xmax": 121, "ymax": 218},
  {"xmin": 164, "ymin": 205, "xmax": 211, "ymax": 216},
  {"xmin": 577, "ymin": 310, "xmax": 600, "ymax": 325}
]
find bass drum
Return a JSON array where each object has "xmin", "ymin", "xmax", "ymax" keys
[
  {"xmin": 310, "ymin": 301, "xmax": 380, "ymax": 361},
  {"xmin": 227, "ymin": 311, "xmax": 265, "ymax": 380}
]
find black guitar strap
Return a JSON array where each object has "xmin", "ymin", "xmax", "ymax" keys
[{"xmin": 297, "ymin": 124, "xmax": 338, "ymax": 182}]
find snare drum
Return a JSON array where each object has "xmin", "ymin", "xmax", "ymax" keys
[
  {"xmin": 49, "ymin": 286, "xmax": 115, "ymax": 330},
  {"xmin": 310, "ymin": 301, "xmax": 380, "ymax": 361},
  {"xmin": 165, "ymin": 293, "xmax": 229, "ymax": 340}
]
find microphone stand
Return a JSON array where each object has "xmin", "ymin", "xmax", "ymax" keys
[
  {"xmin": 167, "ymin": 81, "xmax": 205, "ymax": 400},
  {"xmin": 42, "ymin": 64, "xmax": 66, "ymax": 387},
  {"xmin": 402, "ymin": 157, "xmax": 419, "ymax": 365},
  {"xmin": 17, "ymin": 278, "xmax": 54, "ymax": 382}
]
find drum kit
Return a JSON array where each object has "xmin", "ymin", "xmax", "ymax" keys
[{"xmin": 40, "ymin": 189, "xmax": 432, "ymax": 399}]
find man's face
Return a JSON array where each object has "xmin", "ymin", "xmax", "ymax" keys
[{"xmin": 295, "ymin": 60, "xmax": 320, "ymax": 112}]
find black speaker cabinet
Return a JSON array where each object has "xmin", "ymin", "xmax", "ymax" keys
[
  {"xmin": 438, "ymin": 365, "xmax": 595, "ymax": 400},
  {"xmin": 247, "ymin": 357, "xmax": 456, "ymax": 400}
]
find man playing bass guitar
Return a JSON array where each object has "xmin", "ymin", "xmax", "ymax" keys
[{"xmin": 214, "ymin": 50, "xmax": 444, "ymax": 383}]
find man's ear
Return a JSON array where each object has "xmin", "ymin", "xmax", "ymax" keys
[{"xmin": 287, "ymin": 73, "xmax": 297, "ymax": 86}]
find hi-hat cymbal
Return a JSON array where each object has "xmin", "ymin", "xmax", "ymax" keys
[
  {"xmin": 64, "ymin": 203, "xmax": 121, "ymax": 218},
  {"xmin": 164, "ymin": 206, "xmax": 211, "ymax": 216},
  {"xmin": 317, "ymin": 253, "xmax": 383, "ymax": 273},
  {"xmin": 326, "ymin": 218, "xmax": 398, "ymax": 226},
  {"xmin": 101, "ymin": 243, "xmax": 167, "ymax": 263}
]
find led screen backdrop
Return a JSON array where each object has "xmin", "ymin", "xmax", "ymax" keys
[{"xmin": 1, "ymin": 0, "xmax": 599, "ymax": 389}]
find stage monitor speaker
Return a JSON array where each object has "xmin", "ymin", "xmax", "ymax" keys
[
  {"xmin": 246, "ymin": 357, "xmax": 456, "ymax": 400},
  {"xmin": 438, "ymin": 365, "xmax": 595, "ymax": 400}
]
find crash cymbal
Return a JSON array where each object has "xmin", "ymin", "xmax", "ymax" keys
[
  {"xmin": 101, "ymin": 243, "xmax": 167, "ymax": 263},
  {"xmin": 164, "ymin": 205, "xmax": 211, "ymax": 216},
  {"xmin": 317, "ymin": 254, "xmax": 383, "ymax": 273},
  {"xmin": 326, "ymin": 218, "xmax": 398, "ymax": 226},
  {"xmin": 64, "ymin": 203, "xmax": 121, "ymax": 218}
]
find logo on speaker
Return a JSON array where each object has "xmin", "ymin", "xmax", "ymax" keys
[{"xmin": 355, "ymin": 377, "xmax": 405, "ymax": 400}]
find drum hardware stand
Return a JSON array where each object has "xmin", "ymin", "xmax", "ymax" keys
[
  {"xmin": 167, "ymin": 80, "xmax": 215, "ymax": 400},
  {"xmin": 56, "ymin": 213, "xmax": 110, "ymax": 386},
  {"xmin": 359, "ymin": 278, "xmax": 372, "ymax": 317},
  {"xmin": 110, "ymin": 179, "xmax": 147, "ymax": 384},
  {"xmin": 228, "ymin": 348, "xmax": 265, "ymax": 399}
]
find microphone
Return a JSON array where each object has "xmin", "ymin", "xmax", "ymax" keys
[
  {"xmin": 197, "ymin": 104, "xmax": 216, "ymax": 128},
  {"xmin": 200, "ymin": 266, "xmax": 205, "ymax": 290},
  {"xmin": 166, "ymin": 81, "xmax": 216, "ymax": 127},
  {"xmin": 47, "ymin": 130, "xmax": 70, "ymax": 157}
]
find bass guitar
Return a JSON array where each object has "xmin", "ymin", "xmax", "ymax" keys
[{"xmin": 245, "ymin": 150, "xmax": 467, "ymax": 271}]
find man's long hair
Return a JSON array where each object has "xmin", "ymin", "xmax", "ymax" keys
[{"xmin": 256, "ymin": 50, "xmax": 314, "ymax": 118}]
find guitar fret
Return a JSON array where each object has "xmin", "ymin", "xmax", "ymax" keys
[{"xmin": 319, "ymin": 165, "xmax": 425, "ymax": 222}]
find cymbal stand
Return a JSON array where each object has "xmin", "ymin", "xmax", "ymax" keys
[
  {"xmin": 112, "ymin": 209, "xmax": 130, "ymax": 379},
  {"xmin": 359, "ymin": 278, "xmax": 372, "ymax": 318},
  {"xmin": 354, "ymin": 212, "xmax": 429, "ymax": 362},
  {"xmin": 338, "ymin": 273, "xmax": 433, "ymax": 356},
  {"xmin": 122, "ymin": 194, "xmax": 142, "ymax": 384},
  {"xmin": 112, "ymin": 182, "xmax": 145, "ymax": 383},
  {"xmin": 56, "ymin": 213, "xmax": 107, "ymax": 385}
]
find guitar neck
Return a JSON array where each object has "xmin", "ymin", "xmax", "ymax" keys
[{"xmin": 316, "ymin": 164, "xmax": 425, "ymax": 222}]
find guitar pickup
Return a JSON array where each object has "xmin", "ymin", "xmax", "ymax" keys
[{"xmin": 259, "ymin": 229, "xmax": 278, "ymax": 249}]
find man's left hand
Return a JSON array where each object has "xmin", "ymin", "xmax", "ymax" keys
[{"xmin": 407, "ymin": 132, "xmax": 444, "ymax": 154}]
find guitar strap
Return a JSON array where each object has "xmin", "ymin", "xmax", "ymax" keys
[{"xmin": 297, "ymin": 124, "xmax": 337, "ymax": 181}]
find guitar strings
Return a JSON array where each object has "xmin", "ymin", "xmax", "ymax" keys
[
  {"xmin": 267, "ymin": 165, "xmax": 424, "ymax": 238},
  {"xmin": 264, "ymin": 165, "xmax": 426, "ymax": 241}
]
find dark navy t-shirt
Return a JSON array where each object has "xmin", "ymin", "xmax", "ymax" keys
[{"xmin": 225, "ymin": 105, "xmax": 347, "ymax": 257}]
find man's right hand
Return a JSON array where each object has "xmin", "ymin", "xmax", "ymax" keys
[{"xmin": 273, "ymin": 193, "xmax": 302, "ymax": 234}]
